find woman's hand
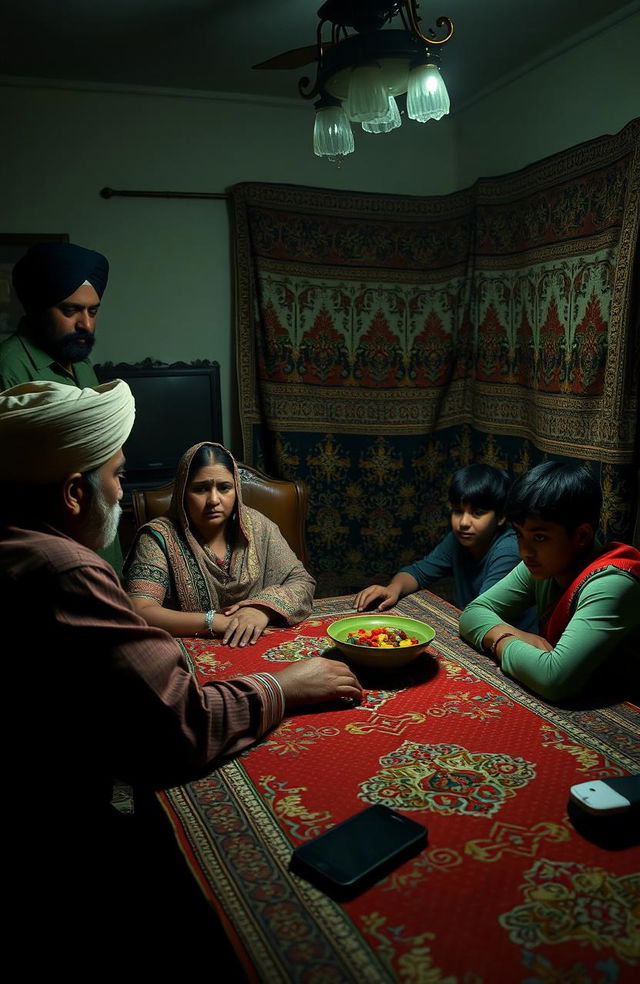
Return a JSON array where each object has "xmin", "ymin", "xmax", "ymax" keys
[
  {"xmin": 220, "ymin": 604, "xmax": 271, "ymax": 647},
  {"xmin": 276, "ymin": 657, "xmax": 363, "ymax": 708},
  {"xmin": 354, "ymin": 584, "xmax": 400, "ymax": 612}
]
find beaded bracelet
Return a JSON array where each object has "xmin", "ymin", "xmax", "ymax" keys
[
  {"xmin": 489, "ymin": 632, "xmax": 515, "ymax": 659},
  {"xmin": 205, "ymin": 609, "xmax": 217, "ymax": 637}
]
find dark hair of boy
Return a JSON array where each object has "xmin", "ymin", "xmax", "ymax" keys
[
  {"xmin": 505, "ymin": 461, "xmax": 602, "ymax": 533},
  {"xmin": 448, "ymin": 463, "xmax": 511, "ymax": 516}
]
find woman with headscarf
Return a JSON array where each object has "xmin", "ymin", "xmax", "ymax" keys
[{"xmin": 124, "ymin": 442, "xmax": 315, "ymax": 647}]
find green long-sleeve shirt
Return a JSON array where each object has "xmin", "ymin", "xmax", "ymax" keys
[
  {"xmin": 0, "ymin": 328, "xmax": 99, "ymax": 390},
  {"xmin": 459, "ymin": 557, "xmax": 640, "ymax": 702},
  {"xmin": 0, "ymin": 327, "xmax": 123, "ymax": 575}
]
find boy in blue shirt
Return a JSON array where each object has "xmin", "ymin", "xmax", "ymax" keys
[{"xmin": 355, "ymin": 463, "xmax": 536, "ymax": 630}]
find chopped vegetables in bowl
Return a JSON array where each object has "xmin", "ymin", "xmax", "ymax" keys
[
  {"xmin": 347, "ymin": 626, "xmax": 420, "ymax": 648},
  {"xmin": 327, "ymin": 615, "xmax": 436, "ymax": 669}
]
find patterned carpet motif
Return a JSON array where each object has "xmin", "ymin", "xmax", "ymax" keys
[
  {"xmin": 231, "ymin": 120, "xmax": 639, "ymax": 595},
  {"xmin": 162, "ymin": 591, "xmax": 640, "ymax": 983},
  {"xmin": 359, "ymin": 740, "xmax": 536, "ymax": 817}
]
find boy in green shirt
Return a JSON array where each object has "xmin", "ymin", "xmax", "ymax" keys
[{"xmin": 459, "ymin": 462, "xmax": 640, "ymax": 703}]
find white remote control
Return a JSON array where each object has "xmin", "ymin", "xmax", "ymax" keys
[{"xmin": 570, "ymin": 776, "xmax": 640, "ymax": 816}]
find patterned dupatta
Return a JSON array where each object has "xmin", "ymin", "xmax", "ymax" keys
[
  {"xmin": 144, "ymin": 442, "xmax": 267, "ymax": 611},
  {"xmin": 544, "ymin": 542, "xmax": 640, "ymax": 646}
]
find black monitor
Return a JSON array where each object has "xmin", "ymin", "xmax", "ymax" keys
[{"xmin": 94, "ymin": 360, "xmax": 223, "ymax": 489}]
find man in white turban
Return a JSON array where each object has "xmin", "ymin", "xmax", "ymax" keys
[
  {"xmin": 0, "ymin": 379, "xmax": 362, "ymax": 968},
  {"xmin": 0, "ymin": 378, "xmax": 134, "ymax": 482}
]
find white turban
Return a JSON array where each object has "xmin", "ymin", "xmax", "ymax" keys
[{"xmin": 0, "ymin": 379, "xmax": 135, "ymax": 484}]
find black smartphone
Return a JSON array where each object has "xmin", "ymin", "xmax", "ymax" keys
[{"xmin": 289, "ymin": 804, "xmax": 427, "ymax": 900}]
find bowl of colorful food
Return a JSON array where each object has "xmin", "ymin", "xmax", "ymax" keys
[{"xmin": 326, "ymin": 615, "xmax": 436, "ymax": 670}]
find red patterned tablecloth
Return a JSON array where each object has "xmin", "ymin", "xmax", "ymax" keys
[{"xmin": 159, "ymin": 592, "xmax": 640, "ymax": 983}]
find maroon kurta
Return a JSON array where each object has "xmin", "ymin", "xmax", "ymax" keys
[
  {"xmin": 1, "ymin": 519, "xmax": 288, "ymax": 960},
  {"xmin": 1, "ymin": 521, "xmax": 284, "ymax": 819}
]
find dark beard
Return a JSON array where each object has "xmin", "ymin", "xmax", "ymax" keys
[{"xmin": 48, "ymin": 330, "xmax": 96, "ymax": 364}]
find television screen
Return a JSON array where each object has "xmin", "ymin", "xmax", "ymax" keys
[{"xmin": 94, "ymin": 361, "xmax": 223, "ymax": 488}]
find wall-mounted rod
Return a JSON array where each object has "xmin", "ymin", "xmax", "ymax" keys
[{"xmin": 100, "ymin": 187, "xmax": 228, "ymax": 200}]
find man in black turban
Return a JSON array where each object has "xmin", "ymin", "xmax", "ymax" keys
[
  {"xmin": 0, "ymin": 241, "xmax": 109, "ymax": 391},
  {"xmin": 0, "ymin": 241, "xmax": 124, "ymax": 570}
]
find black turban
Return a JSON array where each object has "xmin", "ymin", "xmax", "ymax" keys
[{"xmin": 12, "ymin": 242, "xmax": 109, "ymax": 315}]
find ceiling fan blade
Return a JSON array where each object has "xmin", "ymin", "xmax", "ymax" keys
[{"xmin": 253, "ymin": 43, "xmax": 331, "ymax": 71}]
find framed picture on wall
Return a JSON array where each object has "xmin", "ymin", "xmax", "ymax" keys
[{"xmin": 0, "ymin": 233, "xmax": 69, "ymax": 337}]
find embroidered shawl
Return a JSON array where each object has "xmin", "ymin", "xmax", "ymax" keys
[{"xmin": 124, "ymin": 442, "xmax": 314, "ymax": 625}]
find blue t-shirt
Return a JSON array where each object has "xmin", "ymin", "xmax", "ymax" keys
[{"xmin": 400, "ymin": 528, "xmax": 538, "ymax": 631}]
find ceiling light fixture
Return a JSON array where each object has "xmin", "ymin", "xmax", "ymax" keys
[{"xmin": 301, "ymin": 1, "xmax": 454, "ymax": 164}]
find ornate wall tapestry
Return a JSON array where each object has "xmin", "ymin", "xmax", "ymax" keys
[{"xmin": 231, "ymin": 119, "xmax": 639, "ymax": 595}]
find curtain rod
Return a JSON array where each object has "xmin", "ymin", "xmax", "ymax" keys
[{"xmin": 100, "ymin": 187, "xmax": 228, "ymax": 200}]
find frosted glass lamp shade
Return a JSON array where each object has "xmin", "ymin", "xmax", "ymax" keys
[
  {"xmin": 313, "ymin": 104, "xmax": 355, "ymax": 158},
  {"xmin": 345, "ymin": 64, "xmax": 389, "ymax": 122},
  {"xmin": 407, "ymin": 63, "xmax": 450, "ymax": 122},
  {"xmin": 362, "ymin": 95, "xmax": 401, "ymax": 133}
]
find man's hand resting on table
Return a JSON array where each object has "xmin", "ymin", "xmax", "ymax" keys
[{"xmin": 276, "ymin": 657, "xmax": 363, "ymax": 708}]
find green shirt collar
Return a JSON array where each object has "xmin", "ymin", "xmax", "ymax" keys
[{"xmin": 16, "ymin": 324, "xmax": 80, "ymax": 382}]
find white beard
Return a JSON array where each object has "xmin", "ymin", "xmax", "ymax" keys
[{"xmin": 86, "ymin": 484, "xmax": 122, "ymax": 551}]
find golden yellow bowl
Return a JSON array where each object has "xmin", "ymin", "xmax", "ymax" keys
[{"xmin": 327, "ymin": 614, "xmax": 436, "ymax": 670}]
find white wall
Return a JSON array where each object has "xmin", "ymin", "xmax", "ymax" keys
[
  {"xmin": 454, "ymin": 9, "xmax": 640, "ymax": 186},
  {"xmin": 0, "ymin": 82, "xmax": 456, "ymax": 450}
]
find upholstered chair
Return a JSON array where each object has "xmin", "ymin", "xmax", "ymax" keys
[{"xmin": 131, "ymin": 463, "xmax": 310, "ymax": 566}]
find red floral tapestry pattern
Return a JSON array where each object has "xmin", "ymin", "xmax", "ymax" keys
[{"xmin": 232, "ymin": 121, "xmax": 639, "ymax": 594}]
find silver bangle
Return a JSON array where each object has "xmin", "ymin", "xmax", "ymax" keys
[{"xmin": 205, "ymin": 609, "xmax": 217, "ymax": 636}]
